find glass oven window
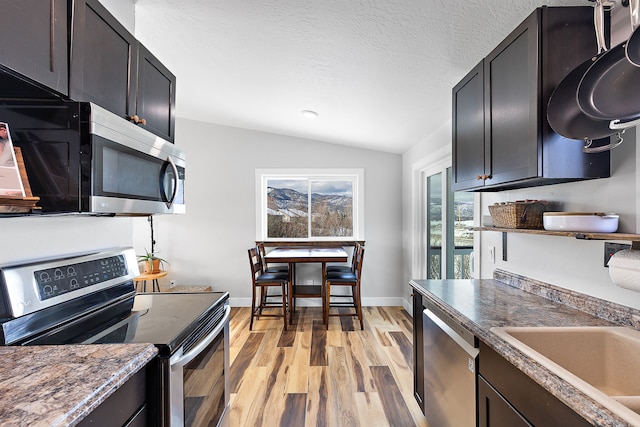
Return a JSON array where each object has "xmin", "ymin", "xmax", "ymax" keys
[{"xmin": 183, "ymin": 332, "xmax": 226, "ymax": 426}]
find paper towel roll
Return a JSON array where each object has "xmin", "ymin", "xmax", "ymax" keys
[{"xmin": 608, "ymin": 249, "xmax": 640, "ymax": 291}]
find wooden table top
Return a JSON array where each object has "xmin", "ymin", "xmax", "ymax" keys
[
  {"xmin": 264, "ymin": 247, "xmax": 348, "ymax": 263},
  {"xmin": 133, "ymin": 270, "xmax": 168, "ymax": 281}
]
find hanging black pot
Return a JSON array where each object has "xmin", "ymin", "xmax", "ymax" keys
[
  {"xmin": 577, "ymin": 0, "xmax": 640, "ymax": 122},
  {"xmin": 625, "ymin": 0, "xmax": 640, "ymax": 65},
  {"xmin": 547, "ymin": 60, "xmax": 620, "ymax": 142},
  {"xmin": 547, "ymin": 0, "xmax": 630, "ymax": 152}
]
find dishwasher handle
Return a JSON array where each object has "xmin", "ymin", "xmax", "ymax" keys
[{"xmin": 424, "ymin": 308, "xmax": 479, "ymax": 359}]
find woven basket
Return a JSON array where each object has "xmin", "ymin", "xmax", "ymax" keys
[{"xmin": 488, "ymin": 201, "xmax": 546, "ymax": 229}]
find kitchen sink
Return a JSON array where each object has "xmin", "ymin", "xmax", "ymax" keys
[{"xmin": 491, "ymin": 326, "xmax": 640, "ymax": 424}]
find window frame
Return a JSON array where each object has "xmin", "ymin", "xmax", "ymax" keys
[{"xmin": 255, "ymin": 168, "xmax": 364, "ymax": 241}]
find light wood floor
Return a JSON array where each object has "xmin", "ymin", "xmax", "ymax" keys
[{"xmin": 228, "ymin": 306, "xmax": 429, "ymax": 427}]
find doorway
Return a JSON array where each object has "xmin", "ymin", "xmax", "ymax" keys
[{"xmin": 426, "ymin": 167, "xmax": 474, "ymax": 279}]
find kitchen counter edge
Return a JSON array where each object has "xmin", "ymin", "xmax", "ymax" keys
[
  {"xmin": 0, "ymin": 343, "xmax": 158, "ymax": 427},
  {"xmin": 410, "ymin": 270, "xmax": 640, "ymax": 427}
]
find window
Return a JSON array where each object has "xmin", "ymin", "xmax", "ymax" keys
[{"xmin": 256, "ymin": 169, "xmax": 364, "ymax": 241}]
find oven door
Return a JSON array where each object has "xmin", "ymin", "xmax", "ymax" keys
[{"xmin": 169, "ymin": 304, "xmax": 230, "ymax": 427}]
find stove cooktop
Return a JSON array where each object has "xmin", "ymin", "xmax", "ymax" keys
[{"xmin": 21, "ymin": 291, "xmax": 229, "ymax": 356}]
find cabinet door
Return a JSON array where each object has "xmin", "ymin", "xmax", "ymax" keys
[
  {"xmin": 452, "ymin": 61, "xmax": 486, "ymax": 191},
  {"xmin": 136, "ymin": 44, "xmax": 176, "ymax": 142},
  {"xmin": 70, "ymin": 0, "xmax": 137, "ymax": 119},
  {"xmin": 479, "ymin": 341, "xmax": 592, "ymax": 426},
  {"xmin": 483, "ymin": 11, "xmax": 538, "ymax": 186},
  {"xmin": 76, "ymin": 368, "xmax": 147, "ymax": 427},
  {"xmin": 0, "ymin": 0, "xmax": 68, "ymax": 95},
  {"xmin": 478, "ymin": 375, "xmax": 532, "ymax": 427}
]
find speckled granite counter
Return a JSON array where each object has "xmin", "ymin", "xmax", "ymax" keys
[
  {"xmin": 0, "ymin": 344, "xmax": 157, "ymax": 427},
  {"xmin": 410, "ymin": 269, "xmax": 640, "ymax": 427}
]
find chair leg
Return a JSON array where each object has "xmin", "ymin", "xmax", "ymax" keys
[
  {"xmin": 356, "ymin": 283, "xmax": 363, "ymax": 330},
  {"xmin": 250, "ymin": 284, "xmax": 258, "ymax": 330},
  {"xmin": 259, "ymin": 286, "xmax": 267, "ymax": 315},
  {"xmin": 281, "ymin": 282, "xmax": 288, "ymax": 331},
  {"xmin": 324, "ymin": 281, "xmax": 330, "ymax": 330},
  {"xmin": 289, "ymin": 278, "xmax": 294, "ymax": 325}
]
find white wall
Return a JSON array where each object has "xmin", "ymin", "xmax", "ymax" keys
[
  {"xmin": 134, "ymin": 118, "xmax": 404, "ymax": 307},
  {"xmin": 98, "ymin": 0, "xmax": 135, "ymax": 33},
  {"xmin": 0, "ymin": 216, "xmax": 133, "ymax": 265}
]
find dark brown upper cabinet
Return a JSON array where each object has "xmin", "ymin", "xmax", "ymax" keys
[
  {"xmin": 452, "ymin": 6, "xmax": 610, "ymax": 192},
  {"xmin": 0, "ymin": 0, "xmax": 69, "ymax": 97},
  {"xmin": 70, "ymin": 0, "xmax": 137, "ymax": 121},
  {"xmin": 70, "ymin": 0, "xmax": 176, "ymax": 142},
  {"xmin": 136, "ymin": 44, "xmax": 176, "ymax": 143},
  {"xmin": 452, "ymin": 61, "xmax": 485, "ymax": 191}
]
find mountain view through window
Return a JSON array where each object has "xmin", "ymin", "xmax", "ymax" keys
[{"xmin": 267, "ymin": 179, "xmax": 353, "ymax": 238}]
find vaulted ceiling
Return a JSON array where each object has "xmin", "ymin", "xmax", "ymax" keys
[{"xmin": 134, "ymin": 0, "xmax": 591, "ymax": 153}]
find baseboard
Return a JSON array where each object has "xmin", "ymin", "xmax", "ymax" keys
[
  {"xmin": 229, "ymin": 296, "xmax": 407, "ymax": 307},
  {"xmin": 402, "ymin": 297, "xmax": 412, "ymax": 316}
]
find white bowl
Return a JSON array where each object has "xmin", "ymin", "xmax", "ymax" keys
[{"xmin": 542, "ymin": 212, "xmax": 619, "ymax": 233}]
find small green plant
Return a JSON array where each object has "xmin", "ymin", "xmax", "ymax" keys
[{"xmin": 137, "ymin": 249, "xmax": 169, "ymax": 273}]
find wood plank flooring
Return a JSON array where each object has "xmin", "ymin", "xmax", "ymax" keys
[{"xmin": 228, "ymin": 306, "xmax": 429, "ymax": 426}]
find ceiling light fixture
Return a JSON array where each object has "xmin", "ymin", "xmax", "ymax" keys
[{"xmin": 301, "ymin": 110, "xmax": 319, "ymax": 119}]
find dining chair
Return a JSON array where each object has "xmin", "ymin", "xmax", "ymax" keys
[
  {"xmin": 323, "ymin": 246, "xmax": 365, "ymax": 330},
  {"xmin": 248, "ymin": 247, "xmax": 289, "ymax": 330},
  {"xmin": 326, "ymin": 242, "xmax": 362, "ymax": 274},
  {"xmin": 256, "ymin": 242, "xmax": 290, "ymax": 274}
]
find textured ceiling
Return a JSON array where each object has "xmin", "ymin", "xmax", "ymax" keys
[{"xmin": 134, "ymin": 0, "xmax": 590, "ymax": 153}]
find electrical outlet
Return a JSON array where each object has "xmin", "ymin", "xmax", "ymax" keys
[
  {"xmin": 488, "ymin": 246, "xmax": 496, "ymax": 264},
  {"xmin": 604, "ymin": 242, "xmax": 630, "ymax": 267},
  {"xmin": 306, "ymin": 279, "xmax": 314, "ymax": 285},
  {"xmin": 170, "ymin": 280, "xmax": 176, "ymax": 287}
]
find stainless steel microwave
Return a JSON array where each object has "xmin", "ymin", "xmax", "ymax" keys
[{"xmin": 2, "ymin": 101, "xmax": 185, "ymax": 215}]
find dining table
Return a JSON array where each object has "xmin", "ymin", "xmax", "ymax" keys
[{"xmin": 264, "ymin": 247, "xmax": 349, "ymax": 322}]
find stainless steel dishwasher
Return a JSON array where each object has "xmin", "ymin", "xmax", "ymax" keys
[{"xmin": 423, "ymin": 300, "xmax": 479, "ymax": 427}]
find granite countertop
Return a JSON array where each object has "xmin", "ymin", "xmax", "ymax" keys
[
  {"xmin": 410, "ymin": 269, "xmax": 640, "ymax": 427},
  {"xmin": 0, "ymin": 344, "xmax": 157, "ymax": 427}
]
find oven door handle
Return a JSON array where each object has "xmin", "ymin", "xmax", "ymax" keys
[{"xmin": 171, "ymin": 305, "xmax": 230, "ymax": 369}]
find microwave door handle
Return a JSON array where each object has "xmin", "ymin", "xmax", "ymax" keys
[
  {"xmin": 161, "ymin": 156, "xmax": 179, "ymax": 208},
  {"xmin": 171, "ymin": 305, "xmax": 230, "ymax": 369}
]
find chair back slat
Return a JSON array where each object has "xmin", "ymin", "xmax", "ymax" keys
[
  {"xmin": 354, "ymin": 245, "xmax": 365, "ymax": 278},
  {"xmin": 248, "ymin": 247, "xmax": 265, "ymax": 282},
  {"xmin": 256, "ymin": 242, "xmax": 268, "ymax": 271},
  {"xmin": 349, "ymin": 242, "xmax": 360, "ymax": 272}
]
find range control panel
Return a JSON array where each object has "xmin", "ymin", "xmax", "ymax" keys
[{"xmin": 34, "ymin": 255, "xmax": 128, "ymax": 300}]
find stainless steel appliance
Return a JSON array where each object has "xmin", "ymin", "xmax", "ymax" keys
[
  {"xmin": 0, "ymin": 248, "xmax": 228, "ymax": 427},
  {"xmin": 423, "ymin": 300, "xmax": 478, "ymax": 427},
  {"xmin": 0, "ymin": 101, "xmax": 185, "ymax": 215}
]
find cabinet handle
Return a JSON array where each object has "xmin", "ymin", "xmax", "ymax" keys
[
  {"xmin": 127, "ymin": 115, "xmax": 147, "ymax": 126},
  {"xmin": 50, "ymin": 0, "xmax": 55, "ymax": 72}
]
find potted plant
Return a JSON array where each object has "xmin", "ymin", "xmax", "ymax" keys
[{"xmin": 137, "ymin": 249, "xmax": 169, "ymax": 274}]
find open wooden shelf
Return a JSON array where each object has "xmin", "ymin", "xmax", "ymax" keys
[{"xmin": 470, "ymin": 227, "xmax": 640, "ymax": 242}]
